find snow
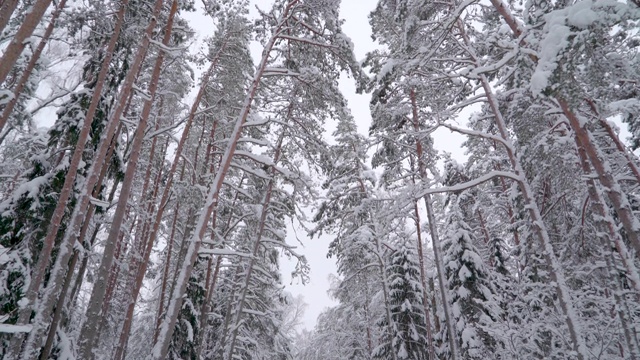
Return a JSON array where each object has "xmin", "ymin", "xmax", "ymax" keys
[
  {"xmin": 530, "ymin": 19, "xmax": 571, "ymax": 95},
  {"xmin": 0, "ymin": 323, "xmax": 32, "ymax": 333},
  {"xmin": 0, "ymin": 89, "xmax": 15, "ymax": 106},
  {"xmin": 567, "ymin": 1, "xmax": 599, "ymax": 29}
]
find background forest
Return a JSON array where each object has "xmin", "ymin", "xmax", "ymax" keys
[{"xmin": 0, "ymin": 0, "xmax": 639, "ymax": 359}]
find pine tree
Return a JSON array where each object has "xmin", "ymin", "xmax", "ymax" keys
[
  {"xmin": 442, "ymin": 194, "xmax": 500, "ymax": 359},
  {"xmin": 374, "ymin": 239, "xmax": 430, "ymax": 360}
]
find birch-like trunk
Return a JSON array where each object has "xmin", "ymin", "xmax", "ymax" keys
[
  {"xmin": 76, "ymin": 0, "xmax": 174, "ymax": 356},
  {"xmin": 0, "ymin": 0, "xmax": 67, "ymax": 137},
  {"xmin": 149, "ymin": 5, "xmax": 300, "ymax": 356}
]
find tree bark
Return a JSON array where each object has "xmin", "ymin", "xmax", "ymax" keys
[
  {"xmin": 0, "ymin": 0, "xmax": 19, "ymax": 35},
  {"xmin": 142, "ymin": 37, "xmax": 231, "ymax": 321},
  {"xmin": 409, "ymin": 153, "xmax": 436, "ymax": 359},
  {"xmin": 0, "ymin": 0, "xmax": 67, "ymax": 137},
  {"xmin": 574, "ymin": 134, "xmax": 640, "ymax": 357},
  {"xmin": 226, "ymin": 135, "xmax": 284, "ymax": 360},
  {"xmin": 0, "ymin": 0, "xmax": 53, "ymax": 84},
  {"xmin": 149, "ymin": 5, "xmax": 300, "ymax": 356},
  {"xmin": 77, "ymin": 0, "xmax": 174, "ymax": 357},
  {"xmin": 481, "ymin": 76, "xmax": 589, "ymax": 360},
  {"xmin": 558, "ymin": 99, "xmax": 640, "ymax": 258},
  {"xmin": 457, "ymin": 20, "xmax": 588, "ymax": 358},
  {"xmin": 4, "ymin": 2, "xmax": 129, "ymax": 358},
  {"xmin": 410, "ymin": 88, "xmax": 460, "ymax": 359},
  {"xmin": 487, "ymin": 0, "xmax": 640, "ymax": 260}
]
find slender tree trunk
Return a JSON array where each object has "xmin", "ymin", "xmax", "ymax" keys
[
  {"xmin": 194, "ymin": 126, "xmax": 231, "ymax": 359},
  {"xmin": 4, "ymin": 4, "xmax": 130, "ymax": 358},
  {"xmin": 48, "ymin": 136, "xmax": 121, "ymax": 347},
  {"xmin": 16, "ymin": 0, "xmax": 151, "ymax": 351},
  {"xmin": 149, "ymin": 6, "xmax": 298, "ymax": 355},
  {"xmin": 491, "ymin": 140, "xmax": 521, "ymax": 247},
  {"xmin": 38, "ymin": 248, "xmax": 78, "ymax": 360},
  {"xmin": 558, "ymin": 99, "xmax": 640, "ymax": 258},
  {"xmin": 66, "ymin": 128, "xmax": 122, "ymax": 315},
  {"xmin": 410, "ymin": 88, "xmax": 460, "ymax": 359},
  {"xmin": 573, "ymin": 137, "xmax": 640, "ymax": 293},
  {"xmin": 154, "ymin": 196, "xmax": 181, "ymax": 340},
  {"xmin": 226, "ymin": 136, "xmax": 284, "ymax": 359},
  {"xmin": 373, "ymin": 225, "xmax": 399, "ymax": 360},
  {"xmin": 0, "ymin": 0, "xmax": 19, "ymax": 35},
  {"xmin": 455, "ymin": 20, "xmax": 588, "ymax": 357},
  {"xmin": 142, "ymin": 39, "xmax": 231, "ymax": 318},
  {"xmin": 487, "ymin": 0, "xmax": 640, "ymax": 260},
  {"xmin": 0, "ymin": 0, "xmax": 67, "ymax": 137},
  {"xmin": 0, "ymin": 0, "xmax": 53, "ymax": 84},
  {"xmin": 77, "ymin": 1, "xmax": 174, "ymax": 356},
  {"xmin": 412, "ymin": 203, "xmax": 436, "ymax": 359},
  {"xmin": 484, "ymin": 79, "xmax": 588, "ymax": 360},
  {"xmin": 587, "ymin": 98, "xmax": 640, "ymax": 184},
  {"xmin": 409, "ymin": 154, "xmax": 436, "ymax": 359},
  {"xmin": 574, "ymin": 134, "xmax": 640, "ymax": 358}
]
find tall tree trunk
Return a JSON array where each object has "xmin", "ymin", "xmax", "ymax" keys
[
  {"xmin": 476, "ymin": 65, "xmax": 589, "ymax": 360},
  {"xmin": 0, "ymin": 0, "xmax": 19, "ymax": 35},
  {"xmin": 586, "ymin": 99, "xmax": 640, "ymax": 185},
  {"xmin": 149, "ymin": 5, "xmax": 298, "ymax": 356},
  {"xmin": 38, "ymin": 248, "xmax": 77, "ymax": 360},
  {"xmin": 154, "ymin": 194, "xmax": 182, "ymax": 340},
  {"xmin": 574, "ymin": 134, "xmax": 640, "ymax": 357},
  {"xmin": 194, "ymin": 124, "xmax": 230, "ymax": 359},
  {"xmin": 0, "ymin": 0, "xmax": 67, "ymax": 138},
  {"xmin": 558, "ymin": 99, "xmax": 640, "ymax": 258},
  {"xmin": 456, "ymin": 20, "xmax": 588, "ymax": 358},
  {"xmin": 409, "ymin": 153, "xmax": 436, "ymax": 359},
  {"xmin": 226, "ymin": 135, "xmax": 285, "ymax": 360},
  {"xmin": 66, "ymin": 128, "xmax": 123, "ymax": 314},
  {"xmin": 0, "ymin": 0, "xmax": 53, "ymax": 84},
  {"xmin": 77, "ymin": 0, "xmax": 174, "ymax": 356},
  {"xmin": 410, "ymin": 88, "xmax": 460, "ymax": 359},
  {"xmin": 487, "ymin": 0, "xmax": 640, "ymax": 260},
  {"xmin": 4, "ymin": 3, "xmax": 129, "ymax": 358},
  {"xmin": 142, "ymin": 38, "xmax": 231, "ymax": 317},
  {"xmin": 39, "ymin": 129, "xmax": 123, "ymax": 359}
]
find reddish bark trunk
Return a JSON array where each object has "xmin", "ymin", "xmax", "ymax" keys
[
  {"xmin": 5, "ymin": 3, "xmax": 130, "ymax": 358},
  {"xmin": 150, "ymin": 5, "xmax": 299, "ymax": 355},
  {"xmin": 79, "ymin": 1, "xmax": 177, "ymax": 357},
  {"xmin": 75, "ymin": 0, "xmax": 166, "ymax": 357},
  {"xmin": 0, "ymin": 0, "xmax": 19, "ymax": 35},
  {"xmin": 410, "ymin": 88, "xmax": 459, "ymax": 359},
  {"xmin": 0, "ymin": 0, "xmax": 67, "ymax": 136},
  {"xmin": 573, "ymin": 134, "xmax": 640, "ymax": 356},
  {"xmin": 0, "ymin": 0, "xmax": 53, "ymax": 84}
]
